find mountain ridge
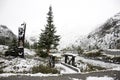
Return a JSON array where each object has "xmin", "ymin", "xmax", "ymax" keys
[
  {"xmin": 77, "ymin": 12, "xmax": 120, "ymax": 50},
  {"xmin": 0, "ymin": 25, "xmax": 16, "ymax": 45}
]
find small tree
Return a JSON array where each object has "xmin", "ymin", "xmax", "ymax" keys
[
  {"xmin": 8, "ymin": 38, "xmax": 17, "ymax": 50},
  {"xmin": 24, "ymin": 40, "xmax": 30, "ymax": 49},
  {"xmin": 38, "ymin": 6, "xmax": 60, "ymax": 57},
  {"xmin": 77, "ymin": 46, "xmax": 84, "ymax": 55}
]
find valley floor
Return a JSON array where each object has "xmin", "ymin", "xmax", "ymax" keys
[{"xmin": 0, "ymin": 45, "xmax": 120, "ymax": 80}]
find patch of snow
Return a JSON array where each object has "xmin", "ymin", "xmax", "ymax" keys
[
  {"xmin": 49, "ymin": 53, "xmax": 62, "ymax": 57},
  {"xmin": 27, "ymin": 73, "xmax": 59, "ymax": 77},
  {"xmin": 0, "ymin": 73, "xmax": 59, "ymax": 77},
  {"xmin": 24, "ymin": 48, "xmax": 36, "ymax": 56},
  {"xmin": 112, "ymin": 67, "xmax": 120, "ymax": 71},
  {"xmin": 0, "ymin": 73, "xmax": 16, "ymax": 77},
  {"xmin": 76, "ymin": 56, "xmax": 120, "ymax": 69},
  {"xmin": 86, "ymin": 76, "xmax": 114, "ymax": 80},
  {"xmin": 106, "ymin": 49, "xmax": 120, "ymax": 52},
  {"xmin": 64, "ymin": 52, "xmax": 78, "ymax": 56},
  {"xmin": 56, "ymin": 63, "xmax": 77, "ymax": 74},
  {"xmin": 0, "ymin": 45, "xmax": 8, "ymax": 53},
  {"xmin": 69, "ymin": 77, "xmax": 82, "ymax": 80}
]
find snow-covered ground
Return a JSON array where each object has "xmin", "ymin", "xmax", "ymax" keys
[
  {"xmin": 0, "ymin": 73, "xmax": 59, "ymax": 77},
  {"xmin": 0, "ymin": 45, "xmax": 78, "ymax": 76},
  {"xmin": 86, "ymin": 76, "xmax": 114, "ymax": 80},
  {"xmin": 56, "ymin": 63, "xmax": 78, "ymax": 74},
  {"xmin": 2, "ymin": 57, "xmax": 42, "ymax": 73},
  {"xmin": 0, "ymin": 44, "xmax": 120, "ymax": 78},
  {"xmin": 70, "ymin": 76, "xmax": 114, "ymax": 80},
  {"xmin": 0, "ymin": 45, "xmax": 8, "ymax": 53},
  {"xmin": 24, "ymin": 48, "xmax": 36, "ymax": 56},
  {"xmin": 76, "ymin": 56, "xmax": 120, "ymax": 70}
]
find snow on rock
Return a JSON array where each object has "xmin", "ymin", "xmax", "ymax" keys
[{"xmin": 86, "ymin": 76, "xmax": 114, "ymax": 80}]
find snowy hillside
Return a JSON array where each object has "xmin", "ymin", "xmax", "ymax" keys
[
  {"xmin": 0, "ymin": 25, "xmax": 16, "ymax": 45},
  {"xmin": 77, "ymin": 12, "xmax": 120, "ymax": 50}
]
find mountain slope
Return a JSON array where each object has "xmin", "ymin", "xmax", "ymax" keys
[
  {"xmin": 0, "ymin": 25, "xmax": 16, "ymax": 45},
  {"xmin": 78, "ymin": 12, "xmax": 120, "ymax": 50}
]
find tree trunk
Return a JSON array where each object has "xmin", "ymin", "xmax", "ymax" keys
[{"xmin": 47, "ymin": 49, "xmax": 50, "ymax": 55}]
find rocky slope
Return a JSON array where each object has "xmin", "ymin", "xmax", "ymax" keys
[
  {"xmin": 77, "ymin": 12, "xmax": 120, "ymax": 50},
  {"xmin": 0, "ymin": 25, "xmax": 16, "ymax": 45}
]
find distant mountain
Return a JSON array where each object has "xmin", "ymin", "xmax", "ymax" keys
[
  {"xmin": 26, "ymin": 35, "xmax": 39, "ymax": 45},
  {"xmin": 0, "ymin": 25, "xmax": 16, "ymax": 45},
  {"xmin": 77, "ymin": 12, "xmax": 120, "ymax": 50}
]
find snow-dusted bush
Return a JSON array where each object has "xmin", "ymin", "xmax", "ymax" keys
[
  {"xmin": 77, "ymin": 60, "xmax": 105, "ymax": 72},
  {"xmin": 86, "ymin": 64, "xmax": 106, "ymax": 72},
  {"xmin": 32, "ymin": 65, "xmax": 60, "ymax": 74},
  {"xmin": 83, "ymin": 49, "xmax": 101, "ymax": 57},
  {"xmin": 3, "ymin": 58, "xmax": 41, "ymax": 73}
]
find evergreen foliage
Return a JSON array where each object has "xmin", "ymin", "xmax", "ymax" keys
[
  {"xmin": 8, "ymin": 38, "xmax": 17, "ymax": 50},
  {"xmin": 31, "ymin": 42, "xmax": 38, "ymax": 49},
  {"xmin": 24, "ymin": 40, "xmax": 30, "ymax": 49},
  {"xmin": 38, "ymin": 6, "xmax": 60, "ymax": 57}
]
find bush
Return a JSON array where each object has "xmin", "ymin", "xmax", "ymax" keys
[
  {"xmin": 85, "ymin": 64, "xmax": 106, "ymax": 72},
  {"xmin": 84, "ymin": 50, "xmax": 101, "ymax": 57},
  {"xmin": 35, "ymin": 49, "xmax": 48, "ymax": 58},
  {"xmin": 111, "ymin": 57, "xmax": 120, "ymax": 63},
  {"xmin": 0, "ymin": 69, "xmax": 3, "ymax": 73},
  {"xmin": 32, "ymin": 65, "xmax": 59, "ymax": 74},
  {"xmin": 77, "ymin": 46, "xmax": 84, "ymax": 55},
  {"xmin": 36, "ymin": 50, "xmax": 48, "ymax": 58}
]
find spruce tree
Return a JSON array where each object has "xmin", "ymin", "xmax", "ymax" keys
[
  {"xmin": 38, "ymin": 6, "xmax": 60, "ymax": 56},
  {"xmin": 8, "ymin": 38, "xmax": 17, "ymax": 50}
]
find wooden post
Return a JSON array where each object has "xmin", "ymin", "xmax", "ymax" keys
[
  {"xmin": 72, "ymin": 56, "xmax": 75, "ymax": 66},
  {"xmin": 52, "ymin": 56, "xmax": 55, "ymax": 67},
  {"xmin": 65, "ymin": 55, "xmax": 68, "ymax": 63},
  {"xmin": 49, "ymin": 55, "xmax": 55, "ymax": 67}
]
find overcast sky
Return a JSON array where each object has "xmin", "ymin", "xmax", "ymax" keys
[{"xmin": 0, "ymin": 0, "xmax": 120, "ymax": 48}]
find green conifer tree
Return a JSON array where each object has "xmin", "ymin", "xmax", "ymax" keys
[
  {"xmin": 38, "ymin": 6, "xmax": 60, "ymax": 57},
  {"xmin": 8, "ymin": 38, "xmax": 17, "ymax": 50}
]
